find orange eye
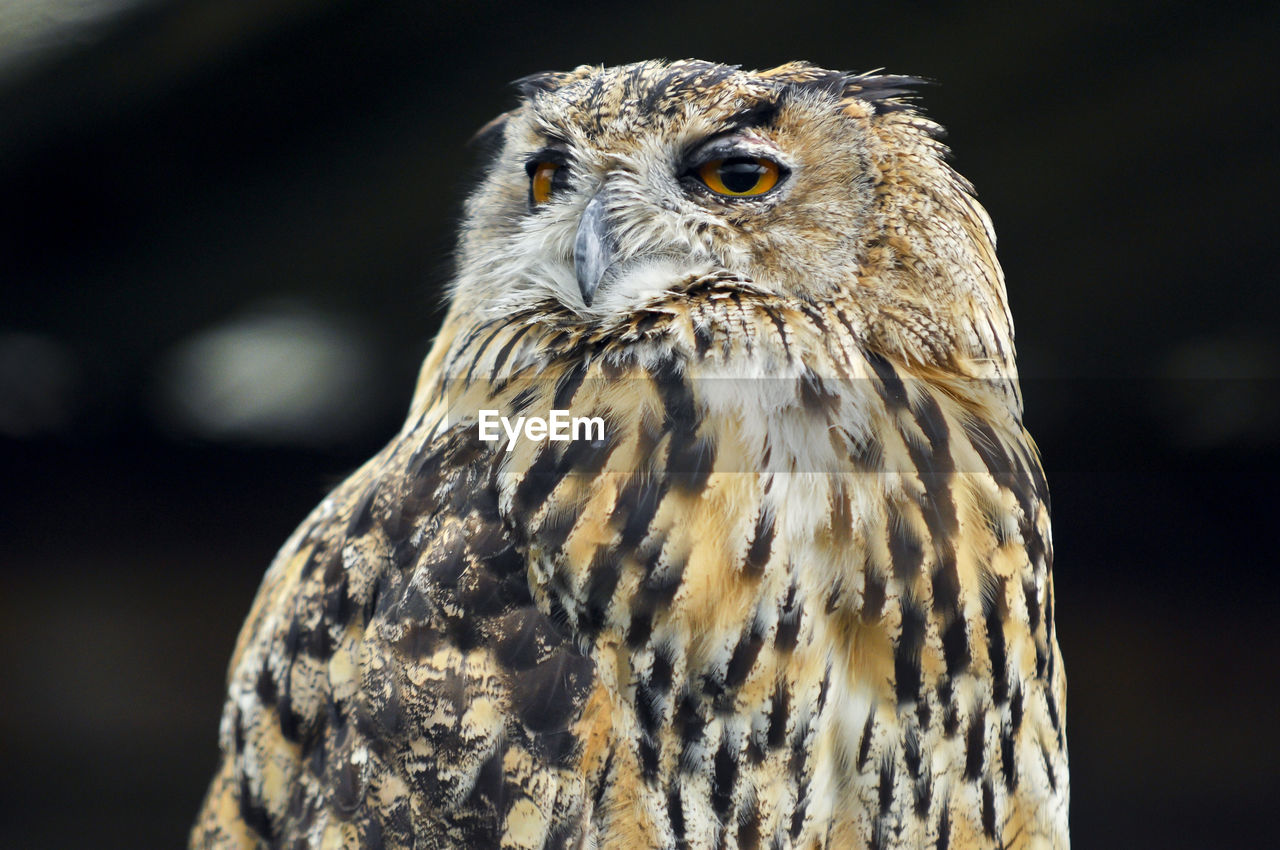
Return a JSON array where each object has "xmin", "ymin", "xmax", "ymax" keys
[
  {"xmin": 697, "ymin": 156, "xmax": 781, "ymax": 197},
  {"xmin": 530, "ymin": 161, "xmax": 560, "ymax": 204}
]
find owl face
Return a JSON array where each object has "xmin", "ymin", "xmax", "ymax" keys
[
  {"xmin": 456, "ymin": 61, "xmax": 905, "ymax": 319},
  {"xmin": 452, "ymin": 60, "xmax": 1015, "ymax": 384}
]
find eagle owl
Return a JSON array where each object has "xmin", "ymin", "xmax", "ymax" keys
[{"xmin": 193, "ymin": 60, "xmax": 1068, "ymax": 849}]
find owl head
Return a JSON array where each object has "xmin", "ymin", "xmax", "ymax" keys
[{"xmin": 451, "ymin": 60, "xmax": 1015, "ymax": 383}]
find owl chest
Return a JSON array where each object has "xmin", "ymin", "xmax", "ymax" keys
[{"xmin": 526, "ymin": 461, "xmax": 894, "ymax": 847}]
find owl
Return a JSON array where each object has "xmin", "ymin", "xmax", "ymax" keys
[{"xmin": 192, "ymin": 60, "xmax": 1068, "ymax": 849}]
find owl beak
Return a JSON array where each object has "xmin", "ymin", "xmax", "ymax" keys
[{"xmin": 574, "ymin": 191, "xmax": 616, "ymax": 307}]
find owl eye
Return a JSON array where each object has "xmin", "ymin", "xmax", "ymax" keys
[
  {"xmin": 696, "ymin": 156, "xmax": 782, "ymax": 197},
  {"xmin": 528, "ymin": 160, "xmax": 563, "ymax": 205}
]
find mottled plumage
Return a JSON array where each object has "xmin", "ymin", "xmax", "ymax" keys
[{"xmin": 193, "ymin": 60, "xmax": 1068, "ymax": 849}]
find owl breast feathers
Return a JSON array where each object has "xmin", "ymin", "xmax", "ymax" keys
[{"xmin": 193, "ymin": 60, "xmax": 1068, "ymax": 849}]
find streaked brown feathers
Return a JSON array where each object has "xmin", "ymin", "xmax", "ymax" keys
[{"xmin": 193, "ymin": 59, "xmax": 1067, "ymax": 849}]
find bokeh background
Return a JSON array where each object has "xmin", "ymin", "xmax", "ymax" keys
[{"xmin": 2, "ymin": 1, "xmax": 1277, "ymax": 846}]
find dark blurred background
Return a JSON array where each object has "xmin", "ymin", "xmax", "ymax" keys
[{"xmin": 1, "ymin": 0, "xmax": 1276, "ymax": 846}]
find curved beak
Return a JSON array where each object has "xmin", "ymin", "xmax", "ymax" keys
[{"xmin": 574, "ymin": 190, "xmax": 616, "ymax": 307}]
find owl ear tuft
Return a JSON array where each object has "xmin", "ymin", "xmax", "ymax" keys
[
  {"xmin": 514, "ymin": 69, "xmax": 581, "ymax": 99},
  {"xmin": 470, "ymin": 69, "xmax": 586, "ymax": 147},
  {"xmin": 470, "ymin": 109, "xmax": 516, "ymax": 148},
  {"xmin": 841, "ymin": 73, "xmax": 933, "ymax": 114}
]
